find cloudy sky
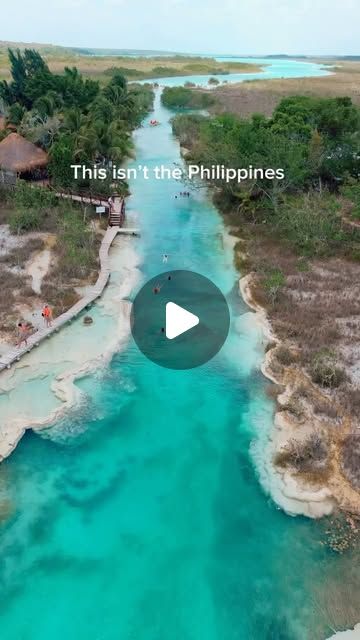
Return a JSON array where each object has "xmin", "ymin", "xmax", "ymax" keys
[{"xmin": 2, "ymin": 0, "xmax": 359, "ymax": 55}]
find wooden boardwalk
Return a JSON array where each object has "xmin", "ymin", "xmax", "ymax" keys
[
  {"xmin": 55, "ymin": 191, "xmax": 127, "ymax": 227},
  {"xmin": 55, "ymin": 192, "xmax": 108, "ymax": 207},
  {"xmin": 0, "ymin": 225, "xmax": 131, "ymax": 373},
  {"xmin": 55, "ymin": 191, "xmax": 124, "ymax": 214}
]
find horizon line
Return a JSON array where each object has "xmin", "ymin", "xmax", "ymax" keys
[{"xmin": 0, "ymin": 39, "xmax": 359, "ymax": 58}]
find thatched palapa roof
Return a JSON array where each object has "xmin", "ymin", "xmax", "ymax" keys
[{"xmin": 0, "ymin": 133, "xmax": 48, "ymax": 173}]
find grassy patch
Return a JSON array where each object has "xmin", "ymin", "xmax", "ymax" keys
[{"xmin": 56, "ymin": 209, "xmax": 99, "ymax": 279}]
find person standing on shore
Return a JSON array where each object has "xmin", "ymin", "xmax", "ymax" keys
[
  {"xmin": 42, "ymin": 304, "xmax": 53, "ymax": 328},
  {"xmin": 17, "ymin": 322, "xmax": 29, "ymax": 348}
]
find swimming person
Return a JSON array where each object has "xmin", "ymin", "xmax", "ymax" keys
[{"xmin": 162, "ymin": 254, "xmax": 168, "ymax": 263}]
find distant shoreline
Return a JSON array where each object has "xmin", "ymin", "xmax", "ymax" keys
[
  {"xmin": 1, "ymin": 40, "xmax": 358, "ymax": 59},
  {"xmin": 0, "ymin": 44, "xmax": 264, "ymax": 82}
]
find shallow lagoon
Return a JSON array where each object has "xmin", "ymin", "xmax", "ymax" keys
[{"xmin": 139, "ymin": 56, "xmax": 331, "ymax": 87}]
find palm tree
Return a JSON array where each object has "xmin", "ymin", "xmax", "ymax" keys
[
  {"xmin": 94, "ymin": 120, "xmax": 133, "ymax": 164},
  {"xmin": 62, "ymin": 108, "xmax": 96, "ymax": 161},
  {"xmin": 90, "ymin": 96, "xmax": 114, "ymax": 126},
  {"xmin": 64, "ymin": 107, "xmax": 83, "ymax": 132},
  {"xmin": 103, "ymin": 83, "xmax": 138, "ymax": 124}
]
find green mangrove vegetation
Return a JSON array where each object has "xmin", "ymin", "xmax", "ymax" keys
[
  {"xmin": 172, "ymin": 95, "xmax": 360, "ymax": 258},
  {"xmin": 171, "ymin": 94, "xmax": 360, "ymax": 430},
  {"xmin": 161, "ymin": 86, "xmax": 216, "ymax": 109},
  {"xmin": 0, "ymin": 48, "xmax": 155, "ymax": 318}
]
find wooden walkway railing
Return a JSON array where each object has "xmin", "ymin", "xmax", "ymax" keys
[
  {"xmin": 0, "ymin": 226, "xmax": 124, "ymax": 373},
  {"xmin": 54, "ymin": 191, "xmax": 109, "ymax": 208},
  {"xmin": 54, "ymin": 190, "xmax": 126, "ymax": 226}
]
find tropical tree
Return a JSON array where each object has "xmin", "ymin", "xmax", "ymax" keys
[
  {"xmin": 49, "ymin": 134, "xmax": 76, "ymax": 187},
  {"xmin": 90, "ymin": 96, "xmax": 115, "ymax": 126},
  {"xmin": 93, "ymin": 120, "xmax": 133, "ymax": 163},
  {"xmin": 20, "ymin": 112, "xmax": 61, "ymax": 148}
]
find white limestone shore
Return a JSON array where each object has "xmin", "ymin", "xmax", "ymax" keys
[
  {"xmin": 0, "ymin": 234, "xmax": 142, "ymax": 461},
  {"xmin": 327, "ymin": 624, "xmax": 360, "ymax": 639},
  {"xmin": 239, "ymin": 272, "xmax": 336, "ymax": 519}
]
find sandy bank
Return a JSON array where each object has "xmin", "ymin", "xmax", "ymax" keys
[
  {"xmin": 26, "ymin": 246, "xmax": 52, "ymax": 294},
  {"xmin": 240, "ymin": 272, "xmax": 340, "ymax": 518},
  {"xmin": 0, "ymin": 235, "xmax": 141, "ymax": 462},
  {"xmin": 327, "ymin": 624, "xmax": 360, "ymax": 639},
  {"xmin": 0, "ymin": 229, "xmax": 58, "ymax": 356}
]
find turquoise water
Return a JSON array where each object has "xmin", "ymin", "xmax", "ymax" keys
[
  {"xmin": 139, "ymin": 56, "xmax": 331, "ymax": 87},
  {"xmin": 0, "ymin": 68, "xmax": 347, "ymax": 640}
]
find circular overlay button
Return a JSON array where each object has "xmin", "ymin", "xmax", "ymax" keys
[{"xmin": 130, "ymin": 270, "xmax": 230, "ymax": 369}]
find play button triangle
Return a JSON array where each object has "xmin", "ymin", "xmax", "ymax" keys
[{"xmin": 166, "ymin": 302, "xmax": 199, "ymax": 340}]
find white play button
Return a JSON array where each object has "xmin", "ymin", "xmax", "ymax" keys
[
  {"xmin": 131, "ymin": 270, "xmax": 230, "ymax": 368},
  {"xmin": 165, "ymin": 302, "xmax": 199, "ymax": 340}
]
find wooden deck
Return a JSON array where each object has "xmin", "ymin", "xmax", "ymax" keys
[{"xmin": 0, "ymin": 225, "xmax": 127, "ymax": 373}]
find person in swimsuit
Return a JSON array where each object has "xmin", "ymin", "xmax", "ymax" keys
[{"xmin": 17, "ymin": 322, "xmax": 29, "ymax": 347}]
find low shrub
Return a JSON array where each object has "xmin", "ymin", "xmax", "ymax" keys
[
  {"xmin": 310, "ymin": 349, "xmax": 347, "ymax": 388},
  {"xmin": 275, "ymin": 345, "xmax": 295, "ymax": 366},
  {"xmin": 171, "ymin": 113, "xmax": 207, "ymax": 148},
  {"xmin": 274, "ymin": 431, "xmax": 328, "ymax": 472},
  {"xmin": 341, "ymin": 181, "xmax": 360, "ymax": 221},
  {"xmin": 9, "ymin": 208, "xmax": 44, "ymax": 234},
  {"xmin": 274, "ymin": 193, "xmax": 345, "ymax": 257},
  {"xmin": 12, "ymin": 181, "xmax": 57, "ymax": 209},
  {"xmin": 162, "ymin": 86, "xmax": 215, "ymax": 109}
]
